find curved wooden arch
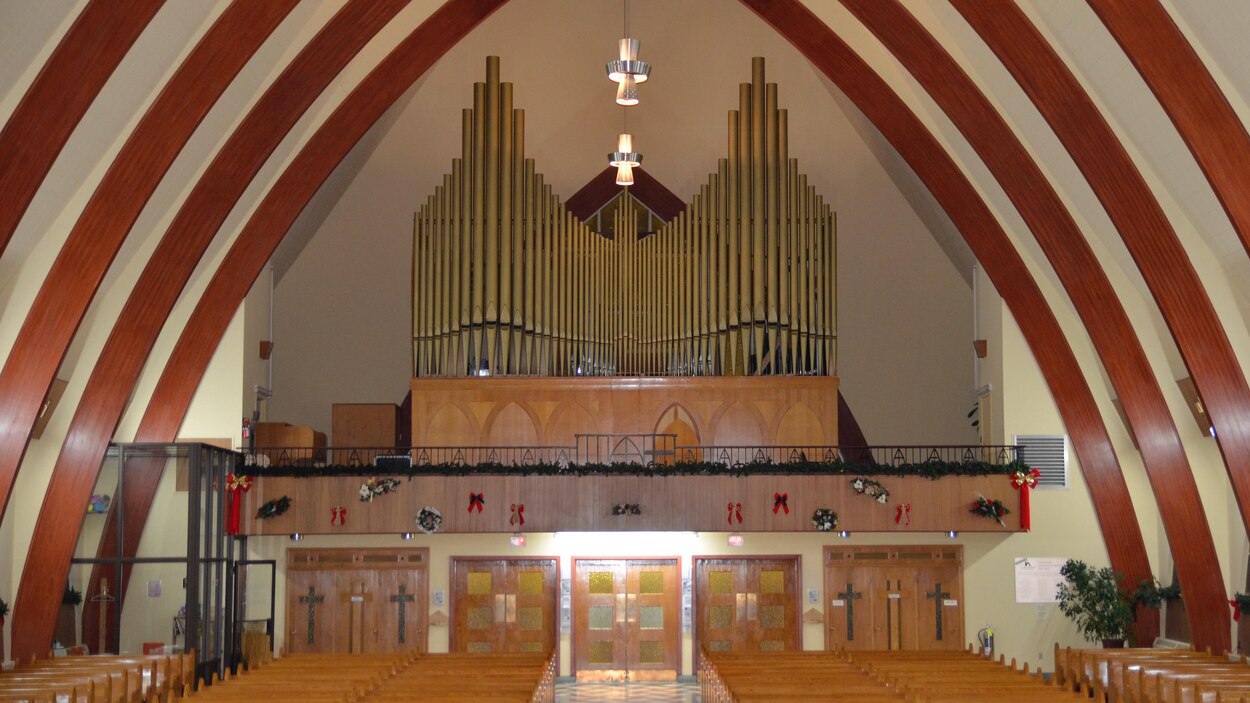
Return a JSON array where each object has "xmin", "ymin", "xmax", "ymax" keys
[
  {"xmin": 130, "ymin": 0, "xmax": 507, "ymax": 456},
  {"xmin": 739, "ymin": 0, "xmax": 1154, "ymax": 624},
  {"xmin": 0, "ymin": 0, "xmax": 163, "ymax": 258},
  {"xmin": 0, "ymin": 0, "xmax": 298, "ymax": 524},
  {"xmin": 846, "ymin": 0, "xmax": 1221, "ymax": 650},
  {"xmin": 1089, "ymin": 0, "xmax": 1250, "ymax": 260},
  {"xmin": 10, "ymin": 0, "xmax": 411, "ymax": 661},
  {"xmin": 951, "ymin": 0, "xmax": 1232, "ymax": 653}
]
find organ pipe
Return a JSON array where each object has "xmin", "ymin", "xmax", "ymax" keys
[{"xmin": 413, "ymin": 56, "xmax": 835, "ymax": 377}]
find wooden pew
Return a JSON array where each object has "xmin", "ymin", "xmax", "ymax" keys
[{"xmin": 0, "ymin": 652, "xmax": 194, "ymax": 703}]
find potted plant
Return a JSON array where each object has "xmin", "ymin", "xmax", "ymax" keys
[
  {"xmin": 0, "ymin": 596, "xmax": 9, "ymax": 662},
  {"xmin": 1056, "ymin": 559, "xmax": 1134, "ymax": 647},
  {"xmin": 57, "ymin": 586, "xmax": 82, "ymax": 646}
]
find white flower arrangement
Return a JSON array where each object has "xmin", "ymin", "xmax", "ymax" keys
[
  {"xmin": 850, "ymin": 477, "xmax": 889, "ymax": 504},
  {"xmin": 811, "ymin": 508, "xmax": 839, "ymax": 532}
]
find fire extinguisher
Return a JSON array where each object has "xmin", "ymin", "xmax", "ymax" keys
[
  {"xmin": 242, "ymin": 417, "xmax": 252, "ymax": 451},
  {"xmin": 977, "ymin": 625, "xmax": 994, "ymax": 658}
]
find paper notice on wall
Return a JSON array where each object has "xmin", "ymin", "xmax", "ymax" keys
[{"xmin": 1015, "ymin": 557, "xmax": 1065, "ymax": 603}]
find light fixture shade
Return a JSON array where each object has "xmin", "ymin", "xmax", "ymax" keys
[
  {"xmin": 615, "ymin": 163, "xmax": 635, "ymax": 186},
  {"xmin": 616, "ymin": 75, "xmax": 639, "ymax": 106},
  {"xmin": 609, "ymin": 133, "xmax": 641, "ymax": 167},
  {"xmin": 606, "ymin": 38, "xmax": 650, "ymax": 83}
]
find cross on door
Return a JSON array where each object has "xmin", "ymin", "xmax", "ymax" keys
[
  {"xmin": 299, "ymin": 586, "xmax": 325, "ymax": 645},
  {"xmin": 926, "ymin": 582, "xmax": 950, "ymax": 641},
  {"xmin": 390, "ymin": 584, "xmax": 416, "ymax": 644},
  {"xmin": 837, "ymin": 583, "xmax": 863, "ymax": 640}
]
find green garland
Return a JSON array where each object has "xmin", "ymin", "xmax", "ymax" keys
[
  {"xmin": 256, "ymin": 496, "xmax": 291, "ymax": 519},
  {"xmin": 241, "ymin": 458, "xmax": 1028, "ymax": 480}
]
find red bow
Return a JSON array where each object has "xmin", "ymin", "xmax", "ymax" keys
[
  {"xmin": 727, "ymin": 502, "xmax": 743, "ymax": 525},
  {"xmin": 331, "ymin": 505, "xmax": 347, "ymax": 526},
  {"xmin": 773, "ymin": 493, "xmax": 789, "ymax": 514},
  {"xmin": 510, "ymin": 503, "xmax": 525, "ymax": 526},
  {"xmin": 1011, "ymin": 469, "xmax": 1041, "ymax": 531},
  {"xmin": 225, "ymin": 473, "xmax": 252, "ymax": 535},
  {"xmin": 468, "ymin": 493, "xmax": 485, "ymax": 513},
  {"xmin": 1232, "ymin": 599, "xmax": 1243, "ymax": 622},
  {"xmin": 895, "ymin": 503, "xmax": 911, "ymax": 525}
]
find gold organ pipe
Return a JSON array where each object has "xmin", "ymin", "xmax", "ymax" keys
[{"xmin": 414, "ymin": 55, "xmax": 834, "ymax": 379}]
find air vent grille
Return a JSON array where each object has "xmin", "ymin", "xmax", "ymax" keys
[{"xmin": 1015, "ymin": 434, "xmax": 1067, "ymax": 488}]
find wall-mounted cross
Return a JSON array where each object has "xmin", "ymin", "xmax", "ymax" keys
[
  {"xmin": 926, "ymin": 582, "xmax": 950, "ymax": 641},
  {"xmin": 390, "ymin": 584, "xmax": 416, "ymax": 644},
  {"xmin": 299, "ymin": 586, "xmax": 325, "ymax": 645},
  {"xmin": 837, "ymin": 583, "xmax": 863, "ymax": 640}
]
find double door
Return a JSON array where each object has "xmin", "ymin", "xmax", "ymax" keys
[
  {"xmin": 285, "ymin": 548, "xmax": 428, "ymax": 654},
  {"xmin": 694, "ymin": 557, "xmax": 800, "ymax": 668},
  {"xmin": 573, "ymin": 558, "xmax": 680, "ymax": 682},
  {"xmin": 451, "ymin": 558, "xmax": 558, "ymax": 655},
  {"xmin": 824, "ymin": 546, "xmax": 962, "ymax": 651}
]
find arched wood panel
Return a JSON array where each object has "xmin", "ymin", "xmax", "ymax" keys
[
  {"xmin": 951, "ymin": 0, "xmax": 1232, "ymax": 654},
  {"xmin": 844, "ymin": 0, "xmax": 1219, "ymax": 650},
  {"xmin": 739, "ymin": 0, "xmax": 1154, "ymax": 626},
  {"xmin": 1, "ymin": 0, "xmax": 301, "ymax": 661},
  {"xmin": 12, "ymin": 0, "xmax": 412, "ymax": 662},
  {"xmin": 1088, "ymin": 0, "xmax": 1250, "ymax": 261},
  {"xmin": 0, "ymin": 0, "xmax": 163, "ymax": 258},
  {"xmin": 0, "ymin": 0, "xmax": 298, "ymax": 525}
]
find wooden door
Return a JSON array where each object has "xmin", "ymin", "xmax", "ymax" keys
[
  {"xmin": 824, "ymin": 546, "xmax": 962, "ymax": 652},
  {"xmin": 695, "ymin": 557, "xmax": 800, "ymax": 667},
  {"xmin": 451, "ymin": 558, "xmax": 558, "ymax": 655},
  {"xmin": 286, "ymin": 548, "xmax": 428, "ymax": 654},
  {"xmin": 573, "ymin": 558, "xmax": 680, "ymax": 682},
  {"xmin": 286, "ymin": 569, "xmax": 334, "ymax": 653}
]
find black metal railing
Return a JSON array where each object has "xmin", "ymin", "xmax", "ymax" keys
[{"xmin": 246, "ymin": 440, "xmax": 1019, "ymax": 470}]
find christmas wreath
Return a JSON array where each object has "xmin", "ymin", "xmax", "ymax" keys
[
  {"xmin": 811, "ymin": 508, "xmax": 839, "ymax": 532},
  {"xmin": 611, "ymin": 503, "xmax": 641, "ymax": 516},
  {"xmin": 416, "ymin": 506, "xmax": 443, "ymax": 534},
  {"xmin": 970, "ymin": 494, "xmax": 1010, "ymax": 526},
  {"xmin": 359, "ymin": 477, "xmax": 401, "ymax": 502},
  {"xmin": 850, "ymin": 476, "xmax": 889, "ymax": 504},
  {"xmin": 256, "ymin": 496, "xmax": 291, "ymax": 519}
]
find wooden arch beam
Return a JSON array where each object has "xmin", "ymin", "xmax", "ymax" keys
[
  {"xmin": 845, "ymin": 0, "xmax": 1223, "ymax": 650},
  {"xmin": 0, "ymin": 0, "xmax": 163, "ymax": 258},
  {"xmin": 1089, "ymin": 0, "xmax": 1250, "ymax": 261},
  {"xmin": 952, "ymin": 0, "xmax": 1233, "ymax": 652},
  {"xmin": 128, "ymin": 0, "xmax": 507, "ymax": 463},
  {"xmin": 0, "ymin": 0, "xmax": 298, "ymax": 524},
  {"xmin": 10, "ymin": 0, "xmax": 412, "ymax": 662},
  {"xmin": 739, "ymin": 0, "xmax": 1154, "ymax": 625}
]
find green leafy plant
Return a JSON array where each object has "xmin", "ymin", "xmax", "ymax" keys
[
  {"xmin": 1056, "ymin": 559, "xmax": 1134, "ymax": 644},
  {"xmin": 62, "ymin": 586, "xmax": 83, "ymax": 606},
  {"xmin": 0, "ymin": 597, "xmax": 9, "ymax": 621}
]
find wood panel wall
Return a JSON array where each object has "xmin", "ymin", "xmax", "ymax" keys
[
  {"xmin": 240, "ymin": 473, "xmax": 1019, "ymax": 535},
  {"xmin": 410, "ymin": 376, "xmax": 838, "ymax": 448}
]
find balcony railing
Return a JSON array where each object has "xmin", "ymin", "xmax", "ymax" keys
[{"xmin": 244, "ymin": 439, "xmax": 1020, "ymax": 475}]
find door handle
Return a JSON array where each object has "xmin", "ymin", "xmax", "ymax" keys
[
  {"xmin": 747, "ymin": 593, "xmax": 757, "ymax": 621},
  {"xmin": 495, "ymin": 594, "xmax": 506, "ymax": 623},
  {"xmin": 627, "ymin": 593, "xmax": 637, "ymax": 622},
  {"xmin": 616, "ymin": 593, "xmax": 626, "ymax": 623}
]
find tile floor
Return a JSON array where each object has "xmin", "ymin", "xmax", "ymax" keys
[{"xmin": 553, "ymin": 681, "xmax": 701, "ymax": 702}]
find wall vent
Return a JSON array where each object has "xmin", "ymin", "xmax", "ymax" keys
[{"xmin": 1015, "ymin": 434, "xmax": 1067, "ymax": 488}]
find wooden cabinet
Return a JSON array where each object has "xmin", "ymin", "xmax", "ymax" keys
[
  {"xmin": 255, "ymin": 422, "xmax": 326, "ymax": 464},
  {"xmin": 332, "ymin": 404, "xmax": 402, "ymax": 466},
  {"xmin": 285, "ymin": 548, "xmax": 427, "ymax": 654},
  {"xmin": 572, "ymin": 558, "xmax": 680, "ymax": 682},
  {"xmin": 824, "ymin": 546, "xmax": 962, "ymax": 651},
  {"xmin": 450, "ymin": 558, "xmax": 558, "ymax": 655},
  {"xmin": 694, "ymin": 556, "xmax": 800, "ymax": 669}
]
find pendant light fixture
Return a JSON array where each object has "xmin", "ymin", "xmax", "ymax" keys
[
  {"xmin": 605, "ymin": 0, "xmax": 650, "ymax": 106},
  {"xmin": 610, "ymin": 128, "xmax": 640, "ymax": 186}
]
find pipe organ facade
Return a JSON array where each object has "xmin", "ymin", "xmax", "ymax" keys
[{"xmin": 413, "ymin": 57, "xmax": 836, "ymax": 377}]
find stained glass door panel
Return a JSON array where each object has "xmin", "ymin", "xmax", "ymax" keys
[
  {"xmin": 451, "ymin": 558, "xmax": 557, "ymax": 655},
  {"xmin": 574, "ymin": 559, "xmax": 679, "ymax": 681},
  {"xmin": 694, "ymin": 557, "xmax": 799, "ymax": 668}
]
